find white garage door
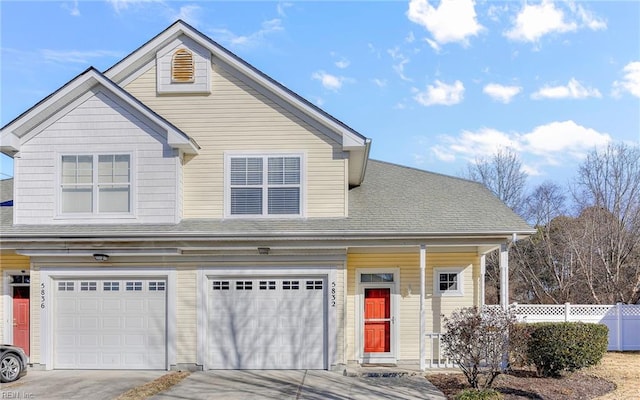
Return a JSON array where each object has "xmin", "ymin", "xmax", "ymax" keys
[
  {"xmin": 53, "ymin": 278, "xmax": 166, "ymax": 369},
  {"xmin": 208, "ymin": 277, "xmax": 326, "ymax": 369}
]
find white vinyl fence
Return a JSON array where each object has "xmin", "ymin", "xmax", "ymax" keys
[
  {"xmin": 504, "ymin": 303, "xmax": 640, "ymax": 351},
  {"xmin": 424, "ymin": 303, "xmax": 640, "ymax": 369}
]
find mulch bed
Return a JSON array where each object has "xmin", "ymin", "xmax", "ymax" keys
[{"xmin": 426, "ymin": 369, "xmax": 615, "ymax": 400}]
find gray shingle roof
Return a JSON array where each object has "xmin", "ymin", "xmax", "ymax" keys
[{"xmin": 0, "ymin": 160, "xmax": 532, "ymax": 239}]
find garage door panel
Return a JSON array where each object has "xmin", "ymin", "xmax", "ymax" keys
[
  {"xmin": 208, "ymin": 276, "xmax": 326, "ymax": 370},
  {"xmin": 53, "ymin": 278, "xmax": 166, "ymax": 369}
]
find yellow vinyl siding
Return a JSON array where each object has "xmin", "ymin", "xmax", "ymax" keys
[
  {"xmin": 176, "ymin": 267, "xmax": 197, "ymax": 364},
  {"xmin": 0, "ymin": 253, "xmax": 31, "ymax": 344},
  {"xmin": 346, "ymin": 250, "xmax": 480, "ymax": 363},
  {"xmin": 124, "ymin": 63, "xmax": 347, "ymax": 218}
]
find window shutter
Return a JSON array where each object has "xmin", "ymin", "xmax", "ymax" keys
[{"xmin": 171, "ymin": 49, "xmax": 194, "ymax": 83}]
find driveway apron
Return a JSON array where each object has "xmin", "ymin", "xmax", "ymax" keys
[{"xmin": 151, "ymin": 370, "xmax": 447, "ymax": 400}]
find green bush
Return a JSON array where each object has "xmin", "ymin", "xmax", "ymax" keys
[
  {"xmin": 455, "ymin": 389, "xmax": 503, "ymax": 400},
  {"xmin": 526, "ymin": 322, "xmax": 608, "ymax": 377}
]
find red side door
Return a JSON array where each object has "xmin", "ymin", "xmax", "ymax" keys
[
  {"xmin": 13, "ymin": 287, "xmax": 30, "ymax": 356},
  {"xmin": 363, "ymin": 288, "xmax": 390, "ymax": 353}
]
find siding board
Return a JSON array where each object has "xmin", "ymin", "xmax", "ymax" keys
[
  {"xmin": 346, "ymin": 250, "xmax": 480, "ymax": 363},
  {"xmin": 125, "ymin": 63, "xmax": 347, "ymax": 218}
]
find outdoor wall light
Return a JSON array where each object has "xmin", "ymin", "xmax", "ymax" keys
[
  {"xmin": 257, "ymin": 247, "xmax": 270, "ymax": 255},
  {"xmin": 93, "ymin": 254, "xmax": 110, "ymax": 262}
]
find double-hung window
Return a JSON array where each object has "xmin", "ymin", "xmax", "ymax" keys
[
  {"xmin": 227, "ymin": 154, "xmax": 302, "ymax": 216},
  {"xmin": 61, "ymin": 154, "xmax": 131, "ymax": 214}
]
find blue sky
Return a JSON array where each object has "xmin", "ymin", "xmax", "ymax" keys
[{"xmin": 1, "ymin": 1, "xmax": 639, "ymax": 189}]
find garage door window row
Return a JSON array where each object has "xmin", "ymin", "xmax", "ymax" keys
[
  {"xmin": 211, "ymin": 279, "xmax": 323, "ymax": 292},
  {"xmin": 56, "ymin": 280, "xmax": 165, "ymax": 292}
]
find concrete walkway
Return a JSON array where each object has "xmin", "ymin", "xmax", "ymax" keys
[{"xmin": 152, "ymin": 370, "xmax": 447, "ymax": 400}]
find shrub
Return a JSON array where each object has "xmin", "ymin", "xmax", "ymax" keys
[
  {"xmin": 526, "ymin": 322, "xmax": 608, "ymax": 377},
  {"xmin": 508, "ymin": 323, "xmax": 533, "ymax": 368},
  {"xmin": 455, "ymin": 389, "xmax": 503, "ymax": 400},
  {"xmin": 441, "ymin": 306, "xmax": 518, "ymax": 389}
]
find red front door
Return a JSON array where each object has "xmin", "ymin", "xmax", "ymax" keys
[
  {"xmin": 13, "ymin": 287, "xmax": 30, "ymax": 356},
  {"xmin": 364, "ymin": 288, "xmax": 391, "ymax": 353}
]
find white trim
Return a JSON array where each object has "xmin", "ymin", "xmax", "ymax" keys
[
  {"xmin": 38, "ymin": 267, "xmax": 176, "ymax": 371},
  {"xmin": 223, "ymin": 151, "xmax": 307, "ymax": 218},
  {"xmin": 197, "ymin": 265, "xmax": 337, "ymax": 370},
  {"xmin": 1, "ymin": 69, "xmax": 198, "ymax": 155},
  {"xmin": 2, "ymin": 270, "xmax": 31, "ymax": 346},
  {"xmin": 433, "ymin": 267, "xmax": 465, "ymax": 297},
  {"xmin": 355, "ymin": 268, "xmax": 399, "ymax": 364}
]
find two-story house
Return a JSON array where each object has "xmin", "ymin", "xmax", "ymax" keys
[{"xmin": 0, "ymin": 21, "xmax": 533, "ymax": 371}]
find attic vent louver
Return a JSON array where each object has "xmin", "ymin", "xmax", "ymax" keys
[{"xmin": 171, "ymin": 49, "xmax": 194, "ymax": 83}]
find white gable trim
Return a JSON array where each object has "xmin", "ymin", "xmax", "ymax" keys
[{"xmin": 1, "ymin": 68, "xmax": 199, "ymax": 155}]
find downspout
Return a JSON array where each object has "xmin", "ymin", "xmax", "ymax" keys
[{"xmin": 419, "ymin": 244, "xmax": 426, "ymax": 371}]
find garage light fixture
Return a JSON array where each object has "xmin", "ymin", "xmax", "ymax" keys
[
  {"xmin": 257, "ymin": 247, "xmax": 270, "ymax": 255},
  {"xmin": 93, "ymin": 254, "xmax": 109, "ymax": 262}
]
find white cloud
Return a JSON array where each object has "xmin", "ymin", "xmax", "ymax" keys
[
  {"xmin": 414, "ymin": 80, "xmax": 464, "ymax": 106},
  {"xmin": 505, "ymin": 1, "xmax": 577, "ymax": 42},
  {"xmin": 311, "ymin": 71, "xmax": 352, "ymax": 92},
  {"xmin": 106, "ymin": 0, "xmax": 161, "ymax": 13},
  {"xmin": 277, "ymin": 2, "xmax": 293, "ymax": 17},
  {"xmin": 171, "ymin": 4, "xmax": 202, "ymax": 27},
  {"xmin": 573, "ymin": 3, "xmax": 607, "ymax": 31},
  {"xmin": 483, "ymin": 83, "xmax": 522, "ymax": 103},
  {"xmin": 429, "ymin": 121, "xmax": 611, "ymax": 173},
  {"xmin": 387, "ymin": 47, "xmax": 412, "ymax": 81},
  {"xmin": 532, "ymin": 78, "xmax": 602, "ymax": 99},
  {"xmin": 612, "ymin": 61, "xmax": 640, "ymax": 98},
  {"xmin": 62, "ymin": 1, "xmax": 80, "ymax": 16},
  {"xmin": 335, "ymin": 58, "xmax": 350, "ymax": 69},
  {"xmin": 407, "ymin": 0, "xmax": 484, "ymax": 47},
  {"xmin": 372, "ymin": 78, "xmax": 387, "ymax": 88},
  {"xmin": 505, "ymin": 1, "xmax": 606, "ymax": 43},
  {"xmin": 40, "ymin": 49, "xmax": 123, "ymax": 64},
  {"xmin": 521, "ymin": 120, "xmax": 611, "ymax": 157},
  {"xmin": 212, "ymin": 19, "xmax": 284, "ymax": 48}
]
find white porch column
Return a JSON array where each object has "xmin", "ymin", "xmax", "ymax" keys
[
  {"xmin": 499, "ymin": 244, "xmax": 509, "ymax": 309},
  {"xmin": 479, "ymin": 254, "xmax": 486, "ymax": 307},
  {"xmin": 419, "ymin": 244, "xmax": 426, "ymax": 371}
]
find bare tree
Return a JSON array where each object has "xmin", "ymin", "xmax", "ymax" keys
[
  {"xmin": 464, "ymin": 148, "xmax": 529, "ymax": 304},
  {"xmin": 465, "ymin": 147, "xmax": 528, "ymax": 216},
  {"xmin": 568, "ymin": 143, "xmax": 640, "ymax": 303}
]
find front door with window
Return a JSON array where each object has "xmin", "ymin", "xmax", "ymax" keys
[
  {"xmin": 13, "ymin": 286, "xmax": 30, "ymax": 356},
  {"xmin": 359, "ymin": 271, "xmax": 397, "ymax": 363}
]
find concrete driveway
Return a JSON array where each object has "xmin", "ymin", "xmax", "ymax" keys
[
  {"xmin": 151, "ymin": 370, "xmax": 447, "ymax": 400},
  {"xmin": 0, "ymin": 370, "xmax": 167, "ymax": 400},
  {"xmin": 0, "ymin": 369, "xmax": 446, "ymax": 400}
]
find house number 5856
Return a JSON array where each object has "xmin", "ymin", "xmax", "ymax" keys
[{"xmin": 40, "ymin": 282, "xmax": 45, "ymax": 309}]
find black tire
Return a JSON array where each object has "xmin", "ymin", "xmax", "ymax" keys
[{"xmin": 0, "ymin": 353, "xmax": 23, "ymax": 383}]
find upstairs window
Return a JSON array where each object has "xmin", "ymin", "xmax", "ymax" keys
[
  {"xmin": 171, "ymin": 49, "xmax": 194, "ymax": 83},
  {"xmin": 61, "ymin": 154, "xmax": 131, "ymax": 214},
  {"xmin": 227, "ymin": 154, "xmax": 302, "ymax": 216}
]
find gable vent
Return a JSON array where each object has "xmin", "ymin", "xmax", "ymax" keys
[{"xmin": 171, "ymin": 49, "xmax": 194, "ymax": 83}]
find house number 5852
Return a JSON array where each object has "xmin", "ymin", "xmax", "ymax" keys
[
  {"xmin": 330, "ymin": 281, "xmax": 336, "ymax": 307},
  {"xmin": 40, "ymin": 282, "xmax": 45, "ymax": 309}
]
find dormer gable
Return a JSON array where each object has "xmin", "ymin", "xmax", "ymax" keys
[{"xmin": 105, "ymin": 20, "xmax": 370, "ymax": 186}]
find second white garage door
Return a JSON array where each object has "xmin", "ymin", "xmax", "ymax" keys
[
  {"xmin": 207, "ymin": 277, "xmax": 326, "ymax": 369},
  {"xmin": 53, "ymin": 278, "xmax": 166, "ymax": 369}
]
